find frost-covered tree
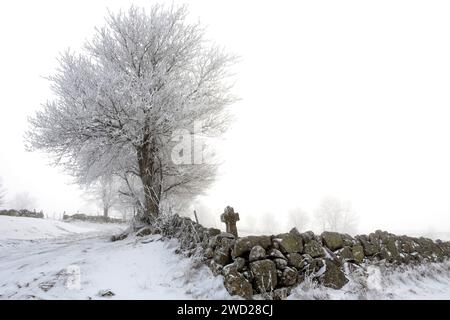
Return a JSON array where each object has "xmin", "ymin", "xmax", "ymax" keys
[
  {"xmin": 10, "ymin": 192, "xmax": 37, "ymax": 211},
  {"xmin": 27, "ymin": 5, "xmax": 237, "ymax": 220},
  {"xmin": 287, "ymin": 207, "xmax": 310, "ymax": 231},
  {"xmin": 87, "ymin": 176, "xmax": 120, "ymax": 219},
  {"xmin": 315, "ymin": 196, "xmax": 358, "ymax": 234}
]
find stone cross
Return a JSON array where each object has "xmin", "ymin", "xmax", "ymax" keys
[{"xmin": 220, "ymin": 206, "xmax": 240, "ymax": 238}]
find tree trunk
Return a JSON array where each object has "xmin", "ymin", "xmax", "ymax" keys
[
  {"xmin": 103, "ymin": 206, "xmax": 109, "ymax": 218},
  {"xmin": 137, "ymin": 134, "xmax": 160, "ymax": 219}
]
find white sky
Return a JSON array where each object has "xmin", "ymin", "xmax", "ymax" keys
[{"xmin": 1, "ymin": 0, "xmax": 450, "ymax": 235}]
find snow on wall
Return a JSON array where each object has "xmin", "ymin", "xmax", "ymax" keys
[{"xmin": 137, "ymin": 214, "xmax": 450, "ymax": 300}]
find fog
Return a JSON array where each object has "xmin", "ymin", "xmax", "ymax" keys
[{"xmin": 1, "ymin": 0, "xmax": 450, "ymax": 237}]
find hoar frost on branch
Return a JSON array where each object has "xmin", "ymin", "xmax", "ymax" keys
[{"xmin": 26, "ymin": 5, "xmax": 237, "ymax": 220}]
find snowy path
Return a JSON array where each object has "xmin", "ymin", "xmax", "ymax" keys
[{"xmin": 0, "ymin": 218, "xmax": 229, "ymax": 300}]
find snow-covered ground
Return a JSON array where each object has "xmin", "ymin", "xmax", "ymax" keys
[
  {"xmin": 1, "ymin": 216, "xmax": 449, "ymax": 300},
  {"xmin": 290, "ymin": 260, "xmax": 450, "ymax": 300},
  {"xmin": 0, "ymin": 216, "xmax": 116, "ymax": 240},
  {"xmin": 0, "ymin": 217, "xmax": 229, "ymax": 300}
]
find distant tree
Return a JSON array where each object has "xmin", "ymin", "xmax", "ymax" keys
[
  {"xmin": 27, "ymin": 5, "xmax": 237, "ymax": 221},
  {"xmin": 89, "ymin": 176, "xmax": 120, "ymax": 219},
  {"xmin": 287, "ymin": 207, "xmax": 310, "ymax": 231},
  {"xmin": 10, "ymin": 192, "xmax": 37, "ymax": 211},
  {"xmin": 259, "ymin": 211, "xmax": 281, "ymax": 234},
  {"xmin": 315, "ymin": 196, "xmax": 358, "ymax": 234},
  {"xmin": 0, "ymin": 179, "xmax": 5, "ymax": 208}
]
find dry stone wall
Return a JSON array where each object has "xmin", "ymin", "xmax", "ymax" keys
[
  {"xmin": 0, "ymin": 209, "xmax": 44, "ymax": 219},
  {"xmin": 136, "ymin": 214, "xmax": 450, "ymax": 300}
]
